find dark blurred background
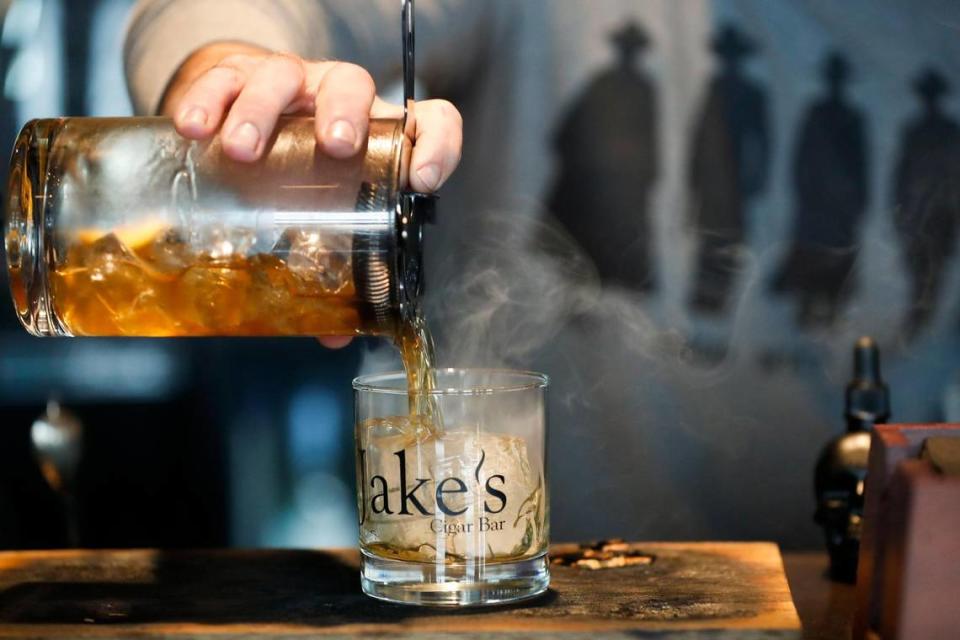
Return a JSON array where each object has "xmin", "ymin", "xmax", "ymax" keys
[{"xmin": 0, "ymin": 0, "xmax": 362, "ymax": 550}]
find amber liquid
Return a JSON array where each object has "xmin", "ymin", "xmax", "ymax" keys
[
  {"xmin": 396, "ymin": 312, "xmax": 440, "ymax": 420},
  {"xmin": 50, "ymin": 229, "xmax": 371, "ymax": 337}
]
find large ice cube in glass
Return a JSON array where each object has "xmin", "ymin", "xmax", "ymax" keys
[{"xmin": 358, "ymin": 417, "xmax": 545, "ymax": 562}]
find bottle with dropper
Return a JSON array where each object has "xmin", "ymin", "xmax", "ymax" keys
[{"xmin": 813, "ymin": 336, "xmax": 891, "ymax": 583}]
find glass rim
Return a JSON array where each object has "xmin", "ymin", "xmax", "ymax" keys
[{"xmin": 352, "ymin": 368, "xmax": 549, "ymax": 396}]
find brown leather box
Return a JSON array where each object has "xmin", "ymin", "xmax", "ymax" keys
[{"xmin": 854, "ymin": 424, "xmax": 960, "ymax": 640}]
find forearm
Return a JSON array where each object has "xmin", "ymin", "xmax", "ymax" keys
[
  {"xmin": 125, "ymin": 0, "xmax": 322, "ymax": 115},
  {"xmin": 127, "ymin": 0, "xmax": 490, "ymax": 116}
]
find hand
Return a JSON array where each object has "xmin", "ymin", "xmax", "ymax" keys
[
  {"xmin": 162, "ymin": 44, "xmax": 462, "ymax": 349},
  {"xmin": 163, "ymin": 43, "xmax": 462, "ymax": 190}
]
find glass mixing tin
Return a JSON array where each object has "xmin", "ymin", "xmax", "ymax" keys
[{"xmin": 5, "ymin": 116, "xmax": 433, "ymax": 338}]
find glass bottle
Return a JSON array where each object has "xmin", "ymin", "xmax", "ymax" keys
[{"xmin": 5, "ymin": 116, "xmax": 432, "ymax": 338}]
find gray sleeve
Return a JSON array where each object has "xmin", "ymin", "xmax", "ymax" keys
[{"xmin": 124, "ymin": 0, "xmax": 490, "ymax": 116}]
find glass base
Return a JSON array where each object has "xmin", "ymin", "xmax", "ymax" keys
[{"xmin": 360, "ymin": 549, "xmax": 550, "ymax": 607}]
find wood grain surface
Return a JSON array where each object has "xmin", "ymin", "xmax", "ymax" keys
[
  {"xmin": 782, "ymin": 552, "xmax": 855, "ymax": 640},
  {"xmin": 0, "ymin": 542, "xmax": 801, "ymax": 638}
]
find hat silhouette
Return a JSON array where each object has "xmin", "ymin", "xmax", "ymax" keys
[
  {"xmin": 913, "ymin": 68, "xmax": 950, "ymax": 100},
  {"xmin": 610, "ymin": 21, "xmax": 650, "ymax": 56},
  {"xmin": 711, "ymin": 24, "xmax": 758, "ymax": 59}
]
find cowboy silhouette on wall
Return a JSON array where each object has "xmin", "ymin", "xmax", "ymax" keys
[
  {"xmin": 771, "ymin": 53, "xmax": 869, "ymax": 330},
  {"xmin": 548, "ymin": 21, "xmax": 659, "ymax": 293},
  {"xmin": 688, "ymin": 25, "xmax": 770, "ymax": 316},
  {"xmin": 891, "ymin": 68, "xmax": 960, "ymax": 341}
]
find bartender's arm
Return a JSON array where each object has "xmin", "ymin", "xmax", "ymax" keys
[
  {"xmin": 126, "ymin": 0, "xmax": 484, "ymax": 186},
  {"xmin": 160, "ymin": 42, "xmax": 462, "ymax": 194}
]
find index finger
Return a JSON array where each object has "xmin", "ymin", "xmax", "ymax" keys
[{"xmin": 173, "ymin": 55, "xmax": 258, "ymax": 139}]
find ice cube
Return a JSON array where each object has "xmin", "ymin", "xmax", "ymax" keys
[
  {"xmin": 244, "ymin": 254, "xmax": 297, "ymax": 333},
  {"xmin": 193, "ymin": 224, "xmax": 257, "ymax": 263},
  {"xmin": 141, "ymin": 228, "xmax": 194, "ymax": 275},
  {"xmin": 57, "ymin": 233, "xmax": 160, "ymax": 335},
  {"xmin": 177, "ymin": 264, "xmax": 252, "ymax": 333},
  {"xmin": 274, "ymin": 228, "xmax": 352, "ymax": 294},
  {"xmin": 358, "ymin": 420, "xmax": 545, "ymax": 561},
  {"xmin": 81, "ymin": 233, "xmax": 137, "ymax": 276}
]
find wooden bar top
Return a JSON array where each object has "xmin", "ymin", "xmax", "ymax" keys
[{"xmin": 0, "ymin": 542, "xmax": 822, "ymax": 638}]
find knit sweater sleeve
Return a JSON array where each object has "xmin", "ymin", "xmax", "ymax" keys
[{"xmin": 124, "ymin": 0, "xmax": 491, "ymax": 115}]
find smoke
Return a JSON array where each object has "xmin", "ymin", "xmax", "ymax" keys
[
  {"xmin": 406, "ymin": 208, "xmax": 739, "ymax": 541},
  {"xmin": 356, "ymin": 206, "xmax": 728, "ymax": 402},
  {"xmin": 426, "ymin": 210, "xmax": 682, "ymax": 375}
]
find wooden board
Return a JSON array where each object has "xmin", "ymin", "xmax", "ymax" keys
[{"xmin": 0, "ymin": 543, "xmax": 800, "ymax": 638}]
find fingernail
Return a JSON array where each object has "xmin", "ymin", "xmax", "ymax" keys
[
  {"xmin": 327, "ymin": 120, "xmax": 357, "ymax": 148},
  {"xmin": 178, "ymin": 106, "xmax": 208, "ymax": 128},
  {"xmin": 227, "ymin": 122, "xmax": 261, "ymax": 153},
  {"xmin": 416, "ymin": 164, "xmax": 441, "ymax": 191}
]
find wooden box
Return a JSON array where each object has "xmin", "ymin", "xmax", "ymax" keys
[{"xmin": 854, "ymin": 424, "xmax": 960, "ymax": 640}]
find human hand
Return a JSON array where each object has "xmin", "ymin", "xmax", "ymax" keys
[
  {"xmin": 163, "ymin": 43, "xmax": 462, "ymax": 191},
  {"xmin": 162, "ymin": 44, "xmax": 462, "ymax": 349}
]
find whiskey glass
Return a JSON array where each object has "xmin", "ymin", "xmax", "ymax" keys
[{"xmin": 353, "ymin": 368, "xmax": 550, "ymax": 606}]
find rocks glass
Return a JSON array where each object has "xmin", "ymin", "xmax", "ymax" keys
[{"xmin": 353, "ymin": 368, "xmax": 549, "ymax": 606}]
